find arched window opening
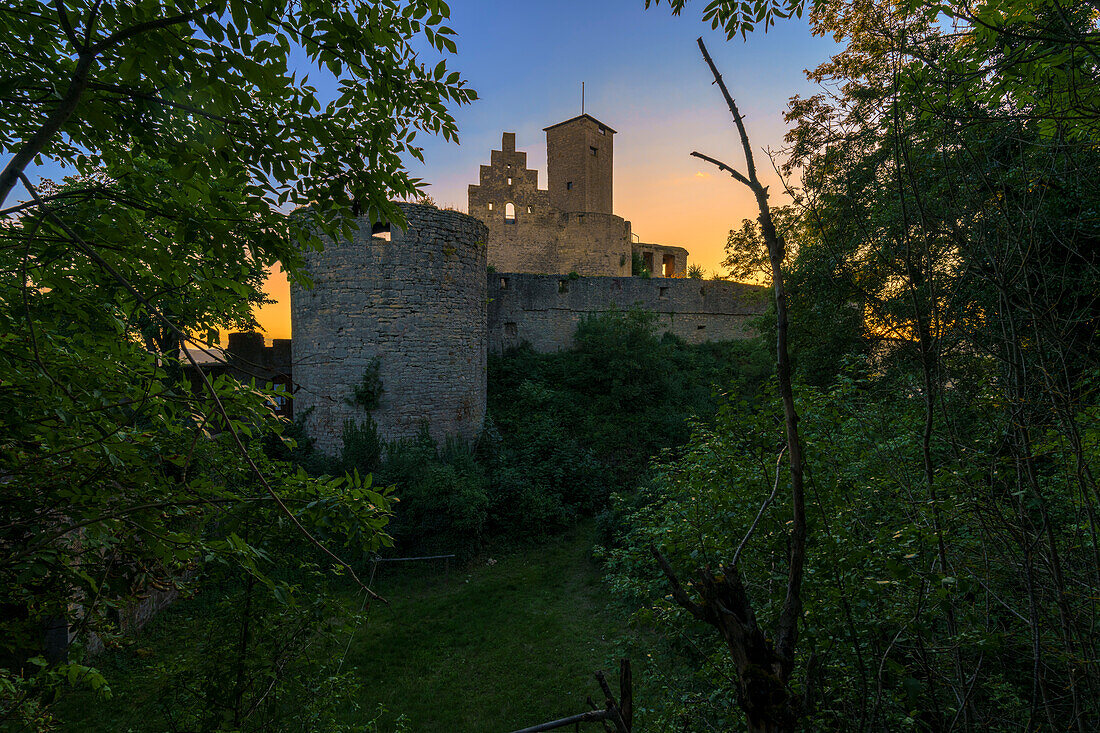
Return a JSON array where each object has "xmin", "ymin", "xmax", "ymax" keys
[{"xmin": 505, "ymin": 202, "xmax": 516, "ymax": 223}]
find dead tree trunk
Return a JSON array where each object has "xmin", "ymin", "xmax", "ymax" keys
[
  {"xmin": 652, "ymin": 37, "xmax": 808, "ymax": 733},
  {"xmin": 509, "ymin": 661, "xmax": 633, "ymax": 733}
]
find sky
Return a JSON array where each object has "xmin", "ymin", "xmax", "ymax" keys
[
  {"xmin": 255, "ymin": 0, "xmax": 840, "ymax": 341},
  {"xmin": 10, "ymin": 0, "xmax": 840, "ymax": 343}
]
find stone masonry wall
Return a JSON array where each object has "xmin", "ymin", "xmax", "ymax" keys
[
  {"xmin": 469, "ymin": 131, "xmax": 631, "ymax": 277},
  {"xmin": 291, "ymin": 203, "xmax": 488, "ymax": 454},
  {"xmin": 545, "ymin": 114, "xmax": 614, "ymax": 215},
  {"xmin": 633, "ymin": 242, "xmax": 689, "ymax": 278},
  {"xmin": 487, "ymin": 274, "xmax": 768, "ymax": 353}
]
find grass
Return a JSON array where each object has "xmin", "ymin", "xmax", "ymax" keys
[
  {"xmin": 55, "ymin": 524, "xmax": 631, "ymax": 732},
  {"xmin": 342, "ymin": 525, "xmax": 627, "ymax": 731}
]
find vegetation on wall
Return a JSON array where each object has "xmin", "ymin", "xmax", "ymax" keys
[
  {"xmin": 349, "ymin": 358, "xmax": 385, "ymax": 412},
  {"xmin": 288, "ymin": 308, "xmax": 771, "ymax": 559}
]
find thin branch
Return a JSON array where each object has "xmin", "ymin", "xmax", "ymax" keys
[
  {"xmin": 508, "ymin": 710, "xmax": 614, "ymax": 733},
  {"xmin": 697, "ymin": 36, "xmax": 759, "ymax": 183},
  {"xmin": 649, "ymin": 545, "xmax": 706, "ymax": 621},
  {"xmin": 89, "ymin": 1, "xmax": 219, "ymax": 54},
  {"xmin": 88, "ymin": 81, "xmax": 242, "ymax": 125},
  {"xmin": 732, "ymin": 446, "xmax": 786, "ymax": 568},
  {"xmin": 54, "ymin": 0, "xmax": 83, "ymax": 50},
  {"xmin": 690, "ymin": 151, "xmax": 754, "ymax": 189}
]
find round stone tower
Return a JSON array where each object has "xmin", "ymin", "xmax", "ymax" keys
[{"xmin": 290, "ymin": 202, "xmax": 488, "ymax": 455}]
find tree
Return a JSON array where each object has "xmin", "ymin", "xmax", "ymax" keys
[
  {"xmin": 625, "ymin": 0, "xmax": 1100, "ymax": 729},
  {"xmin": 0, "ymin": 0, "xmax": 474, "ymax": 726},
  {"xmin": 649, "ymin": 38, "xmax": 809, "ymax": 733}
]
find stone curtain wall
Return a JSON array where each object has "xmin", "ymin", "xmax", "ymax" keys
[
  {"xmin": 291, "ymin": 203, "xmax": 488, "ymax": 454},
  {"xmin": 487, "ymin": 274, "xmax": 768, "ymax": 353}
]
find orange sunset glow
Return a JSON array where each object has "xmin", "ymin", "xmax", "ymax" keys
[{"xmin": 249, "ymin": 3, "xmax": 836, "ymax": 342}]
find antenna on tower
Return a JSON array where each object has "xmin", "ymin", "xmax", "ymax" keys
[{"xmin": 582, "ymin": 82, "xmax": 585, "ymax": 115}]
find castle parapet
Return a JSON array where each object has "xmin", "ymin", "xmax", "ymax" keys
[{"xmin": 487, "ymin": 273, "xmax": 768, "ymax": 353}]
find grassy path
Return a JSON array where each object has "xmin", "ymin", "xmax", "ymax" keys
[
  {"xmin": 56, "ymin": 525, "xmax": 630, "ymax": 732},
  {"xmin": 341, "ymin": 525, "xmax": 626, "ymax": 731}
]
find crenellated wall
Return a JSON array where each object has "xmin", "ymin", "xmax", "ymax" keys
[{"xmin": 487, "ymin": 273, "xmax": 769, "ymax": 353}]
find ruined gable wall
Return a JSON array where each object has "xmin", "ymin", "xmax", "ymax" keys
[
  {"xmin": 469, "ymin": 132, "xmax": 631, "ymax": 277},
  {"xmin": 633, "ymin": 243, "xmax": 689, "ymax": 278}
]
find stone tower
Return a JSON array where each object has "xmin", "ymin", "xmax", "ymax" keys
[
  {"xmin": 545, "ymin": 114, "xmax": 615, "ymax": 215},
  {"xmin": 468, "ymin": 115, "xmax": 630, "ymax": 277},
  {"xmin": 290, "ymin": 202, "xmax": 489, "ymax": 454}
]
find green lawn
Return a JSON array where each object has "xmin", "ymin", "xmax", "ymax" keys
[
  {"xmin": 56, "ymin": 525, "xmax": 632, "ymax": 732},
  {"xmin": 344, "ymin": 526, "xmax": 627, "ymax": 731}
]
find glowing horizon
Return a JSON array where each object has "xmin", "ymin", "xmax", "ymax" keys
[{"xmin": 251, "ymin": 0, "xmax": 837, "ymax": 343}]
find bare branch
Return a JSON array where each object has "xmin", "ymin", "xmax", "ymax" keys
[
  {"xmin": 691, "ymin": 151, "xmax": 754, "ymax": 189},
  {"xmin": 697, "ymin": 36, "xmax": 759, "ymax": 184}
]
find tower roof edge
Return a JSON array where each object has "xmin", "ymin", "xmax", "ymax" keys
[{"xmin": 543, "ymin": 113, "xmax": 617, "ymax": 134}]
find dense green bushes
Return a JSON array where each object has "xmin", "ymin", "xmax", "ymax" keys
[
  {"xmin": 604, "ymin": 366, "xmax": 1100, "ymax": 730},
  {"xmin": 286, "ymin": 307, "xmax": 771, "ymax": 559}
]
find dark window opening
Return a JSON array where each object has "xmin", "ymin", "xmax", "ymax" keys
[
  {"xmin": 659, "ymin": 286, "xmax": 669, "ymax": 300},
  {"xmin": 558, "ymin": 280, "xmax": 569, "ymax": 294},
  {"xmin": 599, "ymin": 126, "xmax": 606, "ymax": 135},
  {"xmin": 663, "ymin": 254, "xmax": 676, "ymax": 277},
  {"xmin": 590, "ymin": 146, "xmax": 598, "ymax": 157},
  {"xmin": 371, "ymin": 221, "xmax": 391, "ymax": 241},
  {"xmin": 697, "ymin": 324, "xmax": 706, "ymax": 330},
  {"xmin": 566, "ymin": 181, "xmax": 573, "ymax": 190}
]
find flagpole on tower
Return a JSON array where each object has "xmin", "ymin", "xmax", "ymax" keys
[{"xmin": 582, "ymin": 82, "xmax": 585, "ymax": 115}]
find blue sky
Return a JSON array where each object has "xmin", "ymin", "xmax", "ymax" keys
[
  {"xmin": 262, "ymin": 0, "xmax": 840, "ymax": 338},
  {"xmin": 402, "ymin": 0, "xmax": 838, "ymax": 269},
  {"xmin": 7, "ymin": 1, "xmax": 841, "ymax": 339}
]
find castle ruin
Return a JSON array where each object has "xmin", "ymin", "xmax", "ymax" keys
[
  {"xmin": 468, "ymin": 114, "xmax": 689, "ymax": 278},
  {"xmin": 289, "ymin": 114, "xmax": 768, "ymax": 454}
]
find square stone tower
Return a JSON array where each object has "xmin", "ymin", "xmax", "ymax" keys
[{"xmin": 545, "ymin": 114, "xmax": 615, "ymax": 215}]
